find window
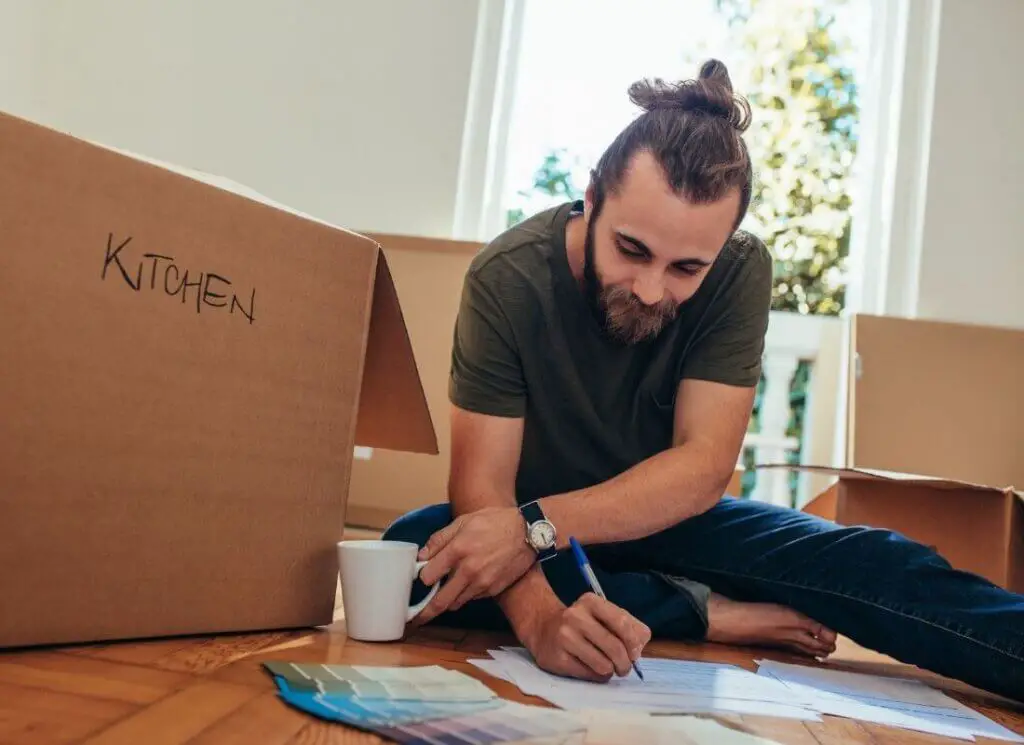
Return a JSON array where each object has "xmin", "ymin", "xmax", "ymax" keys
[{"xmin": 500, "ymin": 0, "xmax": 871, "ymax": 318}]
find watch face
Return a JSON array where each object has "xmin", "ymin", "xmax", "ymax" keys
[{"xmin": 529, "ymin": 520, "xmax": 556, "ymax": 549}]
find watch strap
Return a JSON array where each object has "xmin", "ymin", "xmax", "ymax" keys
[
  {"xmin": 519, "ymin": 500, "xmax": 557, "ymax": 562},
  {"xmin": 519, "ymin": 500, "xmax": 544, "ymax": 525}
]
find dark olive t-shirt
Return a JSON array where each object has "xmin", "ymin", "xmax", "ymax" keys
[{"xmin": 449, "ymin": 200, "xmax": 772, "ymax": 505}]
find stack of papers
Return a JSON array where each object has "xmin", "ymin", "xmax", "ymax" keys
[
  {"xmin": 263, "ymin": 662, "xmax": 585, "ymax": 744},
  {"xmin": 757, "ymin": 660, "xmax": 1024, "ymax": 742},
  {"xmin": 469, "ymin": 648, "xmax": 1024, "ymax": 742},
  {"xmin": 263, "ymin": 660, "xmax": 794, "ymax": 744},
  {"xmin": 513, "ymin": 710, "xmax": 789, "ymax": 744},
  {"xmin": 469, "ymin": 647, "xmax": 820, "ymax": 720}
]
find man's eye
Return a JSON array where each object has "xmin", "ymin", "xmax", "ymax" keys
[
  {"xmin": 616, "ymin": 242, "xmax": 644, "ymax": 258},
  {"xmin": 671, "ymin": 264, "xmax": 701, "ymax": 276}
]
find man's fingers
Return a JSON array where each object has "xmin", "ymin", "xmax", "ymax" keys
[
  {"xmin": 582, "ymin": 594, "xmax": 651, "ymax": 658},
  {"xmin": 558, "ymin": 626, "xmax": 614, "ymax": 681},
  {"xmin": 571, "ymin": 607, "xmax": 633, "ymax": 677},
  {"xmin": 544, "ymin": 650, "xmax": 605, "ymax": 683},
  {"xmin": 415, "ymin": 566, "xmax": 467, "ymax": 624},
  {"xmin": 449, "ymin": 582, "xmax": 481, "ymax": 612},
  {"xmin": 418, "ymin": 545, "xmax": 457, "ymax": 587},
  {"xmin": 418, "ymin": 521, "xmax": 457, "ymax": 561}
]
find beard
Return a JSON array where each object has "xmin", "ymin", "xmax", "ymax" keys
[{"xmin": 582, "ymin": 211, "xmax": 678, "ymax": 345}]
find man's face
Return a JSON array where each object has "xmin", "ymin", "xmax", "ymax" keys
[{"xmin": 582, "ymin": 150, "xmax": 740, "ymax": 344}]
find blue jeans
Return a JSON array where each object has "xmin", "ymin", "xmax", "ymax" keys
[{"xmin": 383, "ymin": 497, "xmax": 1024, "ymax": 703}]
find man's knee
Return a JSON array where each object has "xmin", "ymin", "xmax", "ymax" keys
[{"xmin": 381, "ymin": 503, "xmax": 453, "ymax": 548}]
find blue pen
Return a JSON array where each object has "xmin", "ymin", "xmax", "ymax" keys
[{"xmin": 569, "ymin": 536, "xmax": 645, "ymax": 681}]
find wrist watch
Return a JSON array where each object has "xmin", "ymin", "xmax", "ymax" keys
[{"xmin": 519, "ymin": 500, "xmax": 558, "ymax": 562}]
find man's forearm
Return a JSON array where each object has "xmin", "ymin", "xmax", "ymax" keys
[
  {"xmin": 448, "ymin": 486, "xmax": 563, "ymax": 637},
  {"xmin": 495, "ymin": 563, "xmax": 563, "ymax": 643},
  {"xmin": 540, "ymin": 440, "xmax": 732, "ymax": 547}
]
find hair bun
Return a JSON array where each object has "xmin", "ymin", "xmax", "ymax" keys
[
  {"xmin": 628, "ymin": 58, "xmax": 751, "ymax": 132},
  {"xmin": 698, "ymin": 59, "xmax": 733, "ymax": 93}
]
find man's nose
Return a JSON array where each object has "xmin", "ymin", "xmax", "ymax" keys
[{"xmin": 632, "ymin": 272, "xmax": 665, "ymax": 306}]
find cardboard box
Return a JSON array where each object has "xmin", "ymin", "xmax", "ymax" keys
[
  {"xmin": 0, "ymin": 111, "xmax": 437, "ymax": 648},
  {"xmin": 754, "ymin": 314, "xmax": 1023, "ymax": 594},
  {"xmin": 759, "ymin": 466, "xmax": 1023, "ymax": 593},
  {"xmin": 843, "ymin": 314, "xmax": 1023, "ymax": 488}
]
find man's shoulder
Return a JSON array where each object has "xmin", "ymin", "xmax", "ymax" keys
[
  {"xmin": 721, "ymin": 229, "xmax": 771, "ymax": 266},
  {"xmin": 465, "ymin": 204, "xmax": 568, "ymax": 291},
  {"xmin": 707, "ymin": 228, "xmax": 773, "ymax": 295}
]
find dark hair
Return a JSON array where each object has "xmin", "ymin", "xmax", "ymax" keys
[{"xmin": 591, "ymin": 59, "xmax": 754, "ymax": 229}]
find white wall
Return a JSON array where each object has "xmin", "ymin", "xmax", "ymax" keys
[
  {"xmin": 856, "ymin": 0, "xmax": 1024, "ymax": 331},
  {"xmin": 0, "ymin": 0, "xmax": 483, "ymax": 238},
  {"xmin": 0, "ymin": 1, "xmax": 47, "ymax": 122},
  {"xmin": 914, "ymin": 0, "xmax": 1024, "ymax": 330}
]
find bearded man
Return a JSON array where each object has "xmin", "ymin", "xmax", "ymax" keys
[{"xmin": 382, "ymin": 60, "xmax": 1024, "ymax": 703}]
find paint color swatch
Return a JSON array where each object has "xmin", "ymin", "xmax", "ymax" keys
[
  {"xmin": 264, "ymin": 661, "xmax": 496, "ymax": 700},
  {"xmin": 263, "ymin": 660, "xmax": 585, "ymax": 744}
]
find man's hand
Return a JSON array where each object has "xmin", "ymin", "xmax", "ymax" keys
[
  {"xmin": 414, "ymin": 506, "xmax": 535, "ymax": 624},
  {"xmin": 523, "ymin": 593, "xmax": 651, "ymax": 682}
]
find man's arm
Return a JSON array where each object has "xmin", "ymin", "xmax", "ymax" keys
[
  {"xmin": 413, "ymin": 264, "xmax": 562, "ymax": 632},
  {"xmin": 443, "ymin": 405, "xmax": 564, "ymax": 640},
  {"xmin": 540, "ymin": 377, "xmax": 752, "ymax": 546},
  {"xmin": 424, "ymin": 402, "xmax": 650, "ymax": 680}
]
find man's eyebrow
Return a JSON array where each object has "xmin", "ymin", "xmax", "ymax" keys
[
  {"xmin": 616, "ymin": 232, "xmax": 653, "ymax": 256},
  {"xmin": 616, "ymin": 232, "xmax": 712, "ymax": 267}
]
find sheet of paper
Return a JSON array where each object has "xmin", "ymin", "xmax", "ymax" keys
[
  {"xmin": 471, "ymin": 648, "xmax": 820, "ymax": 721},
  {"xmin": 574, "ymin": 710, "xmax": 788, "ymax": 745},
  {"xmin": 757, "ymin": 660, "xmax": 1024, "ymax": 742},
  {"xmin": 469, "ymin": 658, "xmax": 513, "ymax": 683}
]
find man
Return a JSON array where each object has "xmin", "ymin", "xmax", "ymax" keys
[{"xmin": 383, "ymin": 60, "xmax": 1024, "ymax": 702}]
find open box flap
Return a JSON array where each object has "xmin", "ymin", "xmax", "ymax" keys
[
  {"xmin": 81, "ymin": 124, "xmax": 438, "ymax": 455},
  {"xmin": 353, "ymin": 249, "xmax": 438, "ymax": 454},
  {"xmin": 756, "ymin": 463, "xmax": 1021, "ymax": 497}
]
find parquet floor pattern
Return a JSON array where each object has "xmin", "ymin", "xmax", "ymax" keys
[
  {"xmin": 3, "ymin": 527, "xmax": 1021, "ymax": 744},
  {"xmin": 1, "ymin": 617, "xmax": 1021, "ymax": 745}
]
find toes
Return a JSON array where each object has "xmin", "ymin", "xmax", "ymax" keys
[
  {"xmin": 800, "ymin": 620, "xmax": 839, "ymax": 654},
  {"xmin": 791, "ymin": 642, "xmax": 821, "ymax": 657},
  {"xmin": 808, "ymin": 623, "xmax": 838, "ymax": 655},
  {"xmin": 811, "ymin": 623, "xmax": 838, "ymax": 645},
  {"xmin": 790, "ymin": 630, "xmax": 835, "ymax": 658}
]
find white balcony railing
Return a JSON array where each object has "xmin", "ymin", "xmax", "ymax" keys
[{"xmin": 740, "ymin": 310, "xmax": 843, "ymax": 508}]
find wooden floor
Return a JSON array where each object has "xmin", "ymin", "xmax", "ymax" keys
[
  {"xmin": 1, "ymin": 613, "xmax": 1021, "ymax": 745},
  {"xmin": 2, "ymin": 528, "xmax": 1021, "ymax": 744}
]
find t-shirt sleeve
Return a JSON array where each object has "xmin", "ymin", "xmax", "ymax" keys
[
  {"xmin": 679, "ymin": 236, "xmax": 773, "ymax": 387},
  {"xmin": 448, "ymin": 270, "xmax": 527, "ymax": 417}
]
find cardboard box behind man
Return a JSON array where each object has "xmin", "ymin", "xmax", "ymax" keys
[
  {"xmin": 761, "ymin": 314, "xmax": 1024, "ymax": 593},
  {"xmin": 0, "ymin": 111, "xmax": 437, "ymax": 648}
]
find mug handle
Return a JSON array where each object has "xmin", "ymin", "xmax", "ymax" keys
[{"xmin": 406, "ymin": 559, "xmax": 440, "ymax": 621}]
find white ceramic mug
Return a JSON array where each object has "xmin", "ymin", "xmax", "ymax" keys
[{"xmin": 336, "ymin": 539, "xmax": 440, "ymax": 642}]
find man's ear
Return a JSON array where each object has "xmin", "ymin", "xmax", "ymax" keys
[{"xmin": 584, "ymin": 180, "xmax": 596, "ymax": 220}]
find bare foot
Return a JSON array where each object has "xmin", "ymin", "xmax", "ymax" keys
[{"xmin": 705, "ymin": 593, "xmax": 838, "ymax": 658}]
